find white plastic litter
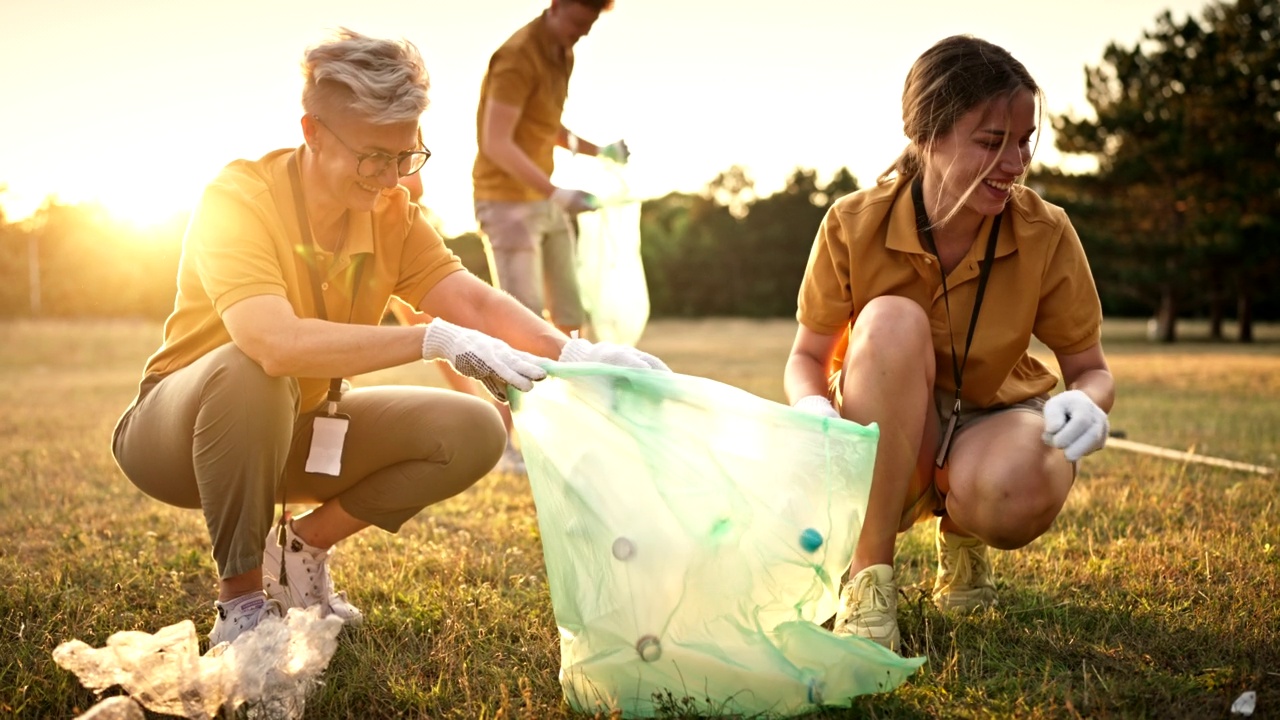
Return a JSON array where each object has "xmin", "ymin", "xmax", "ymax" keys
[
  {"xmin": 74, "ymin": 696, "xmax": 144, "ymax": 720},
  {"xmin": 54, "ymin": 606, "xmax": 343, "ymax": 720},
  {"xmin": 1231, "ymin": 690, "xmax": 1257, "ymax": 716}
]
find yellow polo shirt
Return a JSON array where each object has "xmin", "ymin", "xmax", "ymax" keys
[
  {"xmin": 143, "ymin": 147, "xmax": 464, "ymax": 413},
  {"xmin": 797, "ymin": 175, "xmax": 1103, "ymax": 408},
  {"xmin": 472, "ymin": 10, "xmax": 573, "ymax": 202}
]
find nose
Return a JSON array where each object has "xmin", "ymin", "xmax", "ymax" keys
[
  {"xmin": 1001, "ymin": 143, "xmax": 1028, "ymax": 175},
  {"xmin": 375, "ymin": 163, "xmax": 400, "ymax": 189}
]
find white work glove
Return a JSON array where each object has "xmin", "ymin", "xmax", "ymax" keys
[
  {"xmin": 559, "ymin": 338, "xmax": 670, "ymax": 372},
  {"xmin": 421, "ymin": 319, "xmax": 547, "ymax": 402},
  {"xmin": 1042, "ymin": 389, "xmax": 1109, "ymax": 462},
  {"xmin": 549, "ymin": 187, "xmax": 600, "ymax": 214},
  {"xmin": 598, "ymin": 139, "xmax": 629, "ymax": 164},
  {"xmin": 793, "ymin": 394, "xmax": 840, "ymax": 419}
]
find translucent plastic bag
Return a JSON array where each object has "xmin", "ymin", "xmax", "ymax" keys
[
  {"xmin": 510, "ymin": 364, "xmax": 925, "ymax": 717},
  {"xmin": 576, "ymin": 199, "xmax": 648, "ymax": 347},
  {"xmin": 555, "ymin": 152, "xmax": 650, "ymax": 346}
]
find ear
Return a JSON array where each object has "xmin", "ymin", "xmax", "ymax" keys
[{"xmin": 300, "ymin": 114, "xmax": 320, "ymax": 149}]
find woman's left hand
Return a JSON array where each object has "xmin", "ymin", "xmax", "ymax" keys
[{"xmin": 1042, "ymin": 389, "xmax": 1109, "ymax": 462}]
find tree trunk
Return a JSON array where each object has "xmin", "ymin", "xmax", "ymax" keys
[
  {"xmin": 1238, "ymin": 289, "xmax": 1254, "ymax": 343},
  {"xmin": 1157, "ymin": 284, "xmax": 1177, "ymax": 343}
]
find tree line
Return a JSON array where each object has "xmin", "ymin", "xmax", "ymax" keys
[{"xmin": 0, "ymin": 0, "xmax": 1275, "ymax": 340}]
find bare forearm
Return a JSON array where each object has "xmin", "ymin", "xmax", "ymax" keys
[
  {"xmin": 557, "ymin": 126, "xmax": 600, "ymax": 156},
  {"xmin": 483, "ymin": 138, "xmax": 555, "ymax": 197},
  {"xmin": 784, "ymin": 353, "xmax": 831, "ymax": 405},
  {"xmin": 447, "ymin": 288, "xmax": 567, "ymax": 359},
  {"xmin": 1067, "ymin": 368, "xmax": 1115, "ymax": 414},
  {"xmin": 255, "ymin": 319, "xmax": 425, "ymax": 379}
]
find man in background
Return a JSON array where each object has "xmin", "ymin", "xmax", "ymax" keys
[{"xmin": 473, "ymin": 0, "xmax": 628, "ymax": 342}]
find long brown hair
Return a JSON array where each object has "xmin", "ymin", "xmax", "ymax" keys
[{"xmin": 880, "ymin": 35, "xmax": 1042, "ymax": 224}]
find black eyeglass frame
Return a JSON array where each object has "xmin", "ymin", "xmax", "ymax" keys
[{"xmin": 313, "ymin": 115, "xmax": 431, "ymax": 178}]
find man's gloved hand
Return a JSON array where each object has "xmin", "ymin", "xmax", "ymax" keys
[
  {"xmin": 1042, "ymin": 389, "xmax": 1109, "ymax": 462},
  {"xmin": 422, "ymin": 319, "xmax": 547, "ymax": 402},
  {"xmin": 793, "ymin": 394, "xmax": 841, "ymax": 419},
  {"xmin": 598, "ymin": 139, "xmax": 629, "ymax": 164},
  {"xmin": 558, "ymin": 338, "xmax": 670, "ymax": 371},
  {"xmin": 549, "ymin": 187, "xmax": 600, "ymax": 214}
]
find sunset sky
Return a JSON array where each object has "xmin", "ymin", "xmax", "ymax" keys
[{"xmin": 1, "ymin": 0, "xmax": 1211, "ymax": 235}]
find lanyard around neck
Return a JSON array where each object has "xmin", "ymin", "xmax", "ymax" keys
[
  {"xmin": 910, "ymin": 174, "xmax": 1002, "ymax": 464},
  {"xmin": 287, "ymin": 154, "xmax": 364, "ymax": 412}
]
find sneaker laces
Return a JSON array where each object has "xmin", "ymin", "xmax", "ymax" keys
[
  {"xmin": 943, "ymin": 536, "xmax": 989, "ymax": 588},
  {"xmin": 851, "ymin": 570, "xmax": 894, "ymax": 615}
]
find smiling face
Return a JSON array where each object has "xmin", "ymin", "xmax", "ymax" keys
[
  {"xmin": 304, "ymin": 111, "xmax": 422, "ymax": 213},
  {"xmin": 924, "ymin": 88, "xmax": 1037, "ymax": 226}
]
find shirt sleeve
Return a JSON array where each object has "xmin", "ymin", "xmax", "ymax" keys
[
  {"xmin": 486, "ymin": 46, "xmax": 536, "ymax": 108},
  {"xmin": 187, "ymin": 179, "xmax": 288, "ymax": 315},
  {"xmin": 1033, "ymin": 217, "xmax": 1103, "ymax": 355},
  {"xmin": 395, "ymin": 204, "xmax": 465, "ymax": 308},
  {"xmin": 796, "ymin": 205, "xmax": 854, "ymax": 335}
]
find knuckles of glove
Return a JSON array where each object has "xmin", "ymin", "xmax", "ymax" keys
[
  {"xmin": 1041, "ymin": 390, "xmax": 1108, "ymax": 462},
  {"xmin": 793, "ymin": 395, "xmax": 840, "ymax": 419}
]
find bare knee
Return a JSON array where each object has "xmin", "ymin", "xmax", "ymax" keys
[
  {"xmin": 847, "ymin": 297, "xmax": 934, "ymax": 378},
  {"xmin": 946, "ymin": 472, "xmax": 1066, "ymax": 550}
]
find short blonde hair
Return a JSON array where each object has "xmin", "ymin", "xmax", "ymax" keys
[{"xmin": 301, "ymin": 28, "xmax": 430, "ymax": 124}]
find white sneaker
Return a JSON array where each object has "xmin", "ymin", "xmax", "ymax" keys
[
  {"xmin": 262, "ymin": 521, "xmax": 363, "ymax": 626},
  {"xmin": 209, "ymin": 591, "xmax": 285, "ymax": 646},
  {"xmin": 494, "ymin": 439, "xmax": 526, "ymax": 476},
  {"xmin": 833, "ymin": 564, "xmax": 900, "ymax": 652}
]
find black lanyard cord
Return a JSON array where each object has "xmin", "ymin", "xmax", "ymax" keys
[
  {"xmin": 287, "ymin": 154, "xmax": 365, "ymax": 412},
  {"xmin": 910, "ymin": 174, "xmax": 1002, "ymax": 466}
]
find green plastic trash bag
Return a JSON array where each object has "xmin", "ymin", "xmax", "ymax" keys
[{"xmin": 510, "ymin": 364, "xmax": 925, "ymax": 717}]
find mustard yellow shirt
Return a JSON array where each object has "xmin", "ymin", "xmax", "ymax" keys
[
  {"xmin": 472, "ymin": 11, "xmax": 572, "ymax": 202},
  {"xmin": 143, "ymin": 147, "xmax": 464, "ymax": 412},
  {"xmin": 797, "ymin": 175, "xmax": 1103, "ymax": 408}
]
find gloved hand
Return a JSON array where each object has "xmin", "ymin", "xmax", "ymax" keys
[
  {"xmin": 1042, "ymin": 389, "xmax": 1109, "ymax": 462},
  {"xmin": 421, "ymin": 319, "xmax": 547, "ymax": 402},
  {"xmin": 549, "ymin": 187, "xmax": 600, "ymax": 214},
  {"xmin": 559, "ymin": 338, "xmax": 670, "ymax": 371},
  {"xmin": 793, "ymin": 394, "xmax": 840, "ymax": 419},
  {"xmin": 598, "ymin": 139, "xmax": 629, "ymax": 164}
]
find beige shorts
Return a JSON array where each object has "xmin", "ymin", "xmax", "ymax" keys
[{"xmin": 475, "ymin": 199, "xmax": 584, "ymax": 329}]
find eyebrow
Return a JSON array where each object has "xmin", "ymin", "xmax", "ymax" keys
[
  {"xmin": 359, "ymin": 134, "xmax": 422, "ymax": 156},
  {"xmin": 977, "ymin": 127, "xmax": 1036, "ymax": 138}
]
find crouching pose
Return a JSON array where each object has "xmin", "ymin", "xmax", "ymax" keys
[
  {"xmin": 784, "ymin": 35, "xmax": 1114, "ymax": 652},
  {"xmin": 111, "ymin": 28, "xmax": 665, "ymax": 647}
]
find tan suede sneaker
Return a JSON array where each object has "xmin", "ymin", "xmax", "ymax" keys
[
  {"xmin": 833, "ymin": 563, "xmax": 900, "ymax": 652},
  {"xmin": 932, "ymin": 521, "xmax": 997, "ymax": 612}
]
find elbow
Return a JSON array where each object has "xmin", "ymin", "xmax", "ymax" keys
[{"xmin": 234, "ymin": 335, "xmax": 292, "ymax": 378}]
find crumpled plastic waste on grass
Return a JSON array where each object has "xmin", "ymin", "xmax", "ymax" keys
[
  {"xmin": 53, "ymin": 606, "xmax": 343, "ymax": 720},
  {"xmin": 509, "ymin": 364, "xmax": 926, "ymax": 717}
]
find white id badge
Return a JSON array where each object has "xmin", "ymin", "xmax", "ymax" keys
[{"xmin": 305, "ymin": 414, "xmax": 350, "ymax": 476}]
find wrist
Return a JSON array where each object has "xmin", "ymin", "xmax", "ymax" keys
[
  {"xmin": 421, "ymin": 319, "xmax": 456, "ymax": 361},
  {"xmin": 558, "ymin": 337, "xmax": 591, "ymax": 363}
]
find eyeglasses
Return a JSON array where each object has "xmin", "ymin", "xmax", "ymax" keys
[{"xmin": 313, "ymin": 115, "xmax": 431, "ymax": 178}]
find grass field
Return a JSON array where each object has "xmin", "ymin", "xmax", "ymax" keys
[{"xmin": 1, "ymin": 317, "xmax": 1277, "ymax": 719}]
